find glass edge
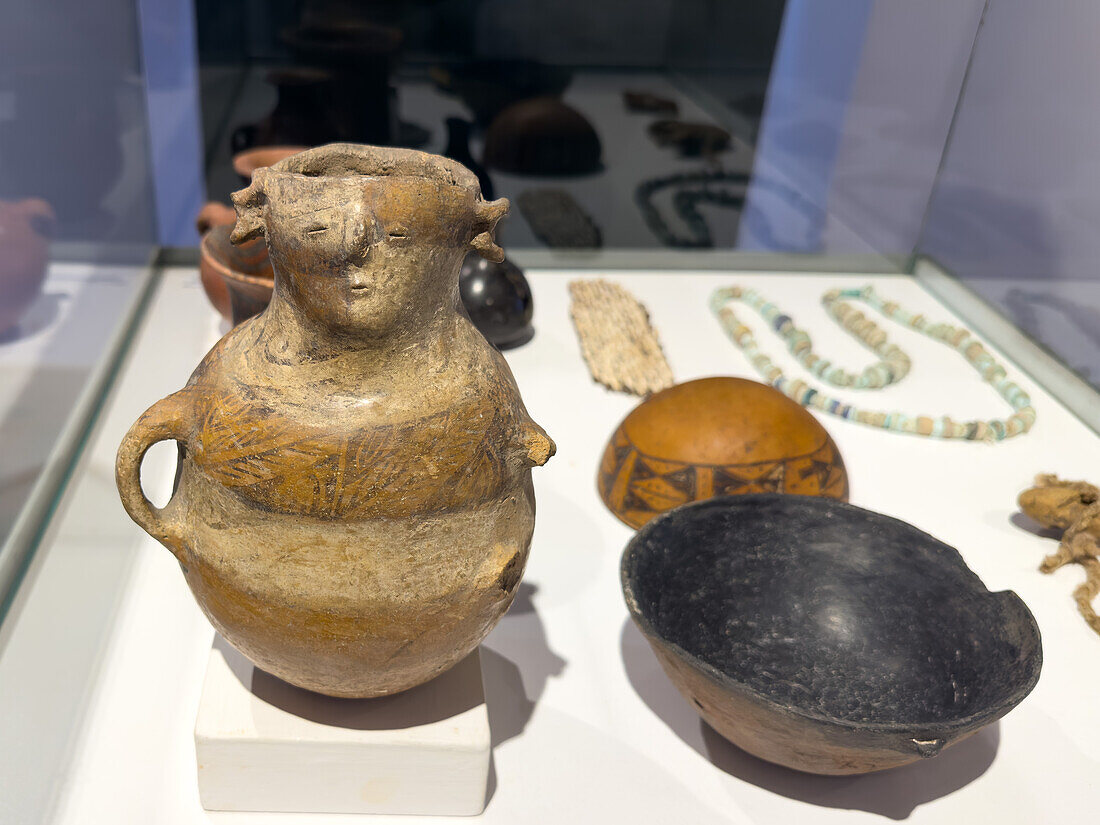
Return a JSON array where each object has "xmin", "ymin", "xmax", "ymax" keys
[
  {"xmin": 0, "ymin": 255, "xmax": 163, "ymax": 626},
  {"xmin": 914, "ymin": 254, "xmax": 1100, "ymax": 436},
  {"xmin": 160, "ymin": 245, "xmax": 909, "ymax": 274}
]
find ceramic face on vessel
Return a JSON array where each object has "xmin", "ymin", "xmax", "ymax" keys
[{"xmin": 231, "ymin": 145, "xmax": 508, "ymax": 338}]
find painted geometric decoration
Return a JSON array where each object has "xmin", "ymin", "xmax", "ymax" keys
[{"xmin": 598, "ymin": 377, "xmax": 848, "ymax": 528}]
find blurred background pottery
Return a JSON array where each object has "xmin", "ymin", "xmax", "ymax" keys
[
  {"xmin": 430, "ymin": 59, "xmax": 572, "ymax": 127},
  {"xmin": 598, "ymin": 377, "xmax": 848, "ymax": 528},
  {"xmin": 195, "ymin": 202, "xmax": 239, "ymax": 322},
  {"xmin": 232, "ymin": 145, "xmax": 310, "ymax": 185},
  {"xmin": 484, "ymin": 97, "xmax": 602, "ymax": 176},
  {"xmin": 281, "ymin": 18, "xmax": 404, "ymax": 145},
  {"xmin": 199, "ymin": 145, "xmax": 305, "ymax": 324},
  {"xmin": 622, "ymin": 494, "xmax": 1043, "ymax": 774},
  {"xmin": 0, "ymin": 198, "xmax": 55, "ymax": 335},
  {"xmin": 198, "ymin": 225, "xmax": 272, "ymax": 327},
  {"xmin": 230, "ymin": 68, "xmax": 340, "ymax": 153}
]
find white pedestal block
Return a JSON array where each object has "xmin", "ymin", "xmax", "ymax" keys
[{"xmin": 195, "ymin": 640, "xmax": 491, "ymax": 815}]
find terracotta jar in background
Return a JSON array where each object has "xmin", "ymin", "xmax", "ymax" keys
[
  {"xmin": 196, "ymin": 144, "xmax": 305, "ymax": 324},
  {"xmin": 0, "ymin": 198, "xmax": 55, "ymax": 335},
  {"xmin": 117, "ymin": 144, "xmax": 554, "ymax": 698},
  {"xmin": 195, "ymin": 202, "xmax": 238, "ymax": 322},
  {"xmin": 232, "ymin": 145, "xmax": 310, "ymax": 185},
  {"xmin": 598, "ymin": 377, "xmax": 848, "ymax": 529},
  {"xmin": 199, "ymin": 225, "xmax": 274, "ymax": 327}
]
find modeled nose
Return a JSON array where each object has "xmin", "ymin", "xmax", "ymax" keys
[{"xmin": 346, "ymin": 204, "xmax": 383, "ymax": 262}]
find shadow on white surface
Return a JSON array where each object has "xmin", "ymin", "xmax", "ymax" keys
[
  {"xmin": 482, "ymin": 583, "xmax": 567, "ymax": 748},
  {"xmin": 481, "ymin": 582, "xmax": 568, "ymax": 811},
  {"xmin": 214, "ymin": 634, "xmax": 484, "ymax": 730},
  {"xmin": 620, "ymin": 619, "xmax": 1000, "ymax": 819},
  {"xmin": 1008, "ymin": 510, "xmax": 1062, "ymax": 541}
]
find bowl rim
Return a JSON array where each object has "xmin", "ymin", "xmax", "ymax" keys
[
  {"xmin": 231, "ymin": 145, "xmax": 311, "ymax": 180},
  {"xmin": 199, "ymin": 228, "xmax": 274, "ymax": 289},
  {"xmin": 620, "ymin": 493, "xmax": 1043, "ymax": 737}
]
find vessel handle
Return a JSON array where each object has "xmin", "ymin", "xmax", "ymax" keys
[{"xmin": 115, "ymin": 391, "xmax": 191, "ymax": 562}]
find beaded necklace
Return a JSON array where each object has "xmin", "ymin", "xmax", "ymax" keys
[{"xmin": 709, "ymin": 285, "xmax": 1036, "ymax": 441}]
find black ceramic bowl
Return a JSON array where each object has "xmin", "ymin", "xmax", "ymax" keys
[{"xmin": 621, "ymin": 494, "xmax": 1042, "ymax": 775}]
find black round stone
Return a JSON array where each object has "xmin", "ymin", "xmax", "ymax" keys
[{"xmin": 459, "ymin": 253, "xmax": 534, "ymax": 349}]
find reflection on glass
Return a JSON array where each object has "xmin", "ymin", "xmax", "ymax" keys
[
  {"xmin": 0, "ymin": 0, "xmax": 157, "ymax": 573},
  {"xmin": 195, "ymin": 0, "xmax": 790, "ymax": 254}
]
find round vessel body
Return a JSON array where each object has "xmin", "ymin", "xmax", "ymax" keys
[{"xmin": 174, "ymin": 453, "xmax": 535, "ymax": 697}]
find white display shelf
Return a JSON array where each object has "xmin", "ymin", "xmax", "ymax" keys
[
  {"xmin": 10, "ymin": 266, "xmax": 1100, "ymax": 824},
  {"xmin": 196, "ymin": 644, "xmax": 490, "ymax": 816}
]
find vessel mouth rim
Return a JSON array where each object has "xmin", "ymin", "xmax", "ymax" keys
[{"xmin": 261, "ymin": 143, "xmax": 483, "ymax": 194}]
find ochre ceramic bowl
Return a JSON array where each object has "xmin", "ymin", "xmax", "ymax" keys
[
  {"xmin": 598, "ymin": 377, "xmax": 848, "ymax": 529},
  {"xmin": 622, "ymin": 494, "xmax": 1043, "ymax": 774},
  {"xmin": 198, "ymin": 225, "xmax": 273, "ymax": 326},
  {"xmin": 232, "ymin": 145, "xmax": 309, "ymax": 184}
]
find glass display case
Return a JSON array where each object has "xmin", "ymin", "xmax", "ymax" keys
[{"xmin": 1, "ymin": 2, "xmax": 1097, "ymax": 823}]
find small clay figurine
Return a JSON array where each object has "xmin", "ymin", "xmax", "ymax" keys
[
  {"xmin": 1018, "ymin": 474, "xmax": 1100, "ymax": 636},
  {"xmin": 117, "ymin": 144, "xmax": 554, "ymax": 697}
]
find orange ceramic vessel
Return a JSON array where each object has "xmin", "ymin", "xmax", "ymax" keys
[
  {"xmin": 598, "ymin": 377, "xmax": 848, "ymax": 529},
  {"xmin": 232, "ymin": 145, "xmax": 309, "ymax": 183}
]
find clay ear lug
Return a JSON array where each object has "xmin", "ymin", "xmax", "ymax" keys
[
  {"xmin": 910, "ymin": 737, "xmax": 947, "ymax": 759},
  {"xmin": 519, "ymin": 425, "xmax": 555, "ymax": 468},
  {"xmin": 469, "ymin": 197, "xmax": 509, "ymax": 261},
  {"xmin": 474, "ymin": 543, "xmax": 523, "ymax": 594},
  {"xmin": 471, "ymin": 231, "xmax": 505, "ymax": 262}
]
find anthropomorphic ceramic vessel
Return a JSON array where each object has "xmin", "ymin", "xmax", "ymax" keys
[{"xmin": 117, "ymin": 144, "xmax": 554, "ymax": 697}]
